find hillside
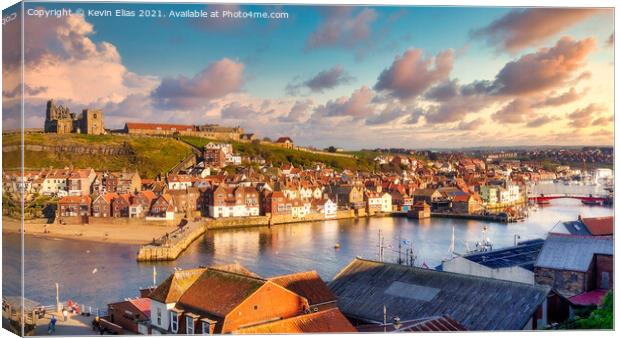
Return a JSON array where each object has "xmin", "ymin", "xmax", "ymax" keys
[
  {"xmin": 180, "ymin": 136, "xmax": 376, "ymax": 171},
  {"xmin": 2, "ymin": 133, "xmax": 193, "ymax": 178}
]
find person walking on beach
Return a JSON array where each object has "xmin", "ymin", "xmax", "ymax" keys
[{"xmin": 62, "ymin": 308, "xmax": 68, "ymax": 322}]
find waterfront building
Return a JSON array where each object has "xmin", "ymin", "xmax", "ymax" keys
[
  {"xmin": 316, "ymin": 198, "xmax": 338, "ymax": 218},
  {"xmin": 57, "ymin": 195, "xmax": 91, "ymax": 224},
  {"xmin": 209, "ymin": 185, "xmax": 260, "ymax": 218},
  {"xmin": 329, "ymin": 258, "xmax": 563, "ymax": 330},
  {"xmin": 440, "ymin": 239, "xmax": 545, "ymax": 284},
  {"xmin": 147, "ymin": 264, "xmax": 354, "ymax": 334},
  {"xmin": 408, "ymin": 201, "xmax": 431, "ymax": 219},
  {"xmin": 479, "ymin": 185, "xmax": 499, "ymax": 205},
  {"xmin": 534, "ymin": 234, "xmax": 613, "ymax": 302},
  {"xmin": 451, "ymin": 193, "xmax": 482, "ymax": 214}
]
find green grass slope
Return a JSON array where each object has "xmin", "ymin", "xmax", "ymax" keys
[{"xmin": 2, "ymin": 133, "xmax": 193, "ymax": 178}]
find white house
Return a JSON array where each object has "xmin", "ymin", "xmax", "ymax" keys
[
  {"xmin": 167, "ymin": 175, "xmax": 194, "ymax": 190},
  {"xmin": 41, "ymin": 170, "xmax": 69, "ymax": 196},
  {"xmin": 317, "ymin": 198, "xmax": 338, "ymax": 218},
  {"xmin": 380, "ymin": 192, "xmax": 393, "ymax": 212}
]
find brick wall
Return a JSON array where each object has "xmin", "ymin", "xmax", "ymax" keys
[
  {"xmin": 534, "ymin": 267, "xmax": 586, "ymax": 297},
  {"xmin": 595, "ymin": 254, "xmax": 613, "ymax": 289}
]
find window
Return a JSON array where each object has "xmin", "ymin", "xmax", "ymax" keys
[
  {"xmin": 156, "ymin": 308, "xmax": 161, "ymax": 326},
  {"xmin": 186, "ymin": 316, "xmax": 194, "ymax": 334},
  {"xmin": 201, "ymin": 321, "xmax": 210, "ymax": 335},
  {"xmin": 170, "ymin": 312, "xmax": 178, "ymax": 333}
]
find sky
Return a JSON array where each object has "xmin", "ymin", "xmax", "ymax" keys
[{"xmin": 2, "ymin": 2, "xmax": 615, "ymax": 149}]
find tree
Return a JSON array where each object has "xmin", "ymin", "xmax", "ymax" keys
[
  {"xmin": 574, "ymin": 291, "xmax": 613, "ymax": 329},
  {"xmin": 327, "ymin": 146, "xmax": 337, "ymax": 153}
]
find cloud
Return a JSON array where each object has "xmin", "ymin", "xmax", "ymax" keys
[
  {"xmin": 151, "ymin": 58, "xmax": 244, "ymax": 110},
  {"xmin": 425, "ymin": 79, "xmax": 459, "ymax": 101},
  {"xmin": 314, "ymin": 86, "xmax": 375, "ymax": 119},
  {"xmin": 278, "ymin": 99, "xmax": 313, "ymax": 123},
  {"xmin": 567, "ymin": 104, "xmax": 606, "ymax": 128},
  {"xmin": 592, "ymin": 115, "xmax": 613, "ymax": 126},
  {"xmin": 492, "ymin": 36, "xmax": 595, "ymax": 95},
  {"xmin": 375, "ymin": 48, "xmax": 454, "ymax": 100},
  {"xmin": 457, "ymin": 118, "xmax": 485, "ymax": 130},
  {"xmin": 306, "ymin": 7, "xmax": 377, "ymax": 50},
  {"xmin": 16, "ymin": 13, "xmax": 159, "ymax": 122},
  {"xmin": 365, "ymin": 103, "xmax": 408, "ymax": 125},
  {"xmin": 526, "ymin": 116, "xmax": 553, "ymax": 128},
  {"xmin": 471, "ymin": 8, "xmax": 602, "ymax": 53},
  {"xmin": 220, "ymin": 102, "xmax": 267, "ymax": 119},
  {"xmin": 491, "ymin": 98, "xmax": 533, "ymax": 124},
  {"xmin": 532, "ymin": 87, "xmax": 585, "ymax": 108},
  {"xmin": 286, "ymin": 65, "xmax": 354, "ymax": 95}
]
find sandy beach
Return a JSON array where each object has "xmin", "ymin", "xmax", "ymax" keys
[{"xmin": 2, "ymin": 217, "xmax": 178, "ymax": 245}]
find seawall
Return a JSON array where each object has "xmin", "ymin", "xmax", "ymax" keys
[{"xmin": 136, "ymin": 220, "xmax": 206, "ymax": 262}]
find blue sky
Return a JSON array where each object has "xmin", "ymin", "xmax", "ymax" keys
[{"xmin": 8, "ymin": 2, "xmax": 614, "ymax": 148}]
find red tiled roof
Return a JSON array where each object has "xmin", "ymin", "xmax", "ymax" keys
[
  {"xmin": 276, "ymin": 137, "xmax": 293, "ymax": 143},
  {"xmin": 58, "ymin": 195, "xmax": 91, "ymax": 205},
  {"xmin": 234, "ymin": 308, "xmax": 357, "ymax": 334},
  {"xmin": 176, "ymin": 269, "xmax": 265, "ymax": 317},
  {"xmin": 581, "ymin": 216, "xmax": 613, "ymax": 236},
  {"xmin": 128, "ymin": 298, "xmax": 151, "ymax": 318},
  {"xmin": 569, "ymin": 289, "xmax": 609, "ymax": 306},
  {"xmin": 269, "ymin": 271, "xmax": 337, "ymax": 306}
]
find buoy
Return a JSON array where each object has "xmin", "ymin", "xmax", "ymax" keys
[
  {"xmin": 334, "ymin": 243, "xmax": 341, "ymax": 249},
  {"xmin": 92, "ymin": 268, "xmax": 98, "ymax": 274}
]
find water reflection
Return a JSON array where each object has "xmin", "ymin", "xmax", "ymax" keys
[{"xmin": 10, "ymin": 197, "xmax": 612, "ymax": 309}]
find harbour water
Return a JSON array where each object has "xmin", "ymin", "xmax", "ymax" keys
[{"xmin": 3, "ymin": 185, "xmax": 613, "ymax": 310}]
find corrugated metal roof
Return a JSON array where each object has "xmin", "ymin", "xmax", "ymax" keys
[
  {"xmin": 234, "ymin": 308, "xmax": 357, "ymax": 334},
  {"xmin": 535, "ymin": 234, "xmax": 613, "ymax": 272},
  {"xmin": 329, "ymin": 258, "xmax": 550, "ymax": 331},
  {"xmin": 268, "ymin": 271, "xmax": 337, "ymax": 307}
]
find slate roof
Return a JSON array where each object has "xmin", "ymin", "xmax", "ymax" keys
[
  {"xmin": 268, "ymin": 271, "xmax": 337, "ymax": 307},
  {"xmin": 535, "ymin": 234, "xmax": 613, "ymax": 272},
  {"xmin": 559, "ymin": 221, "xmax": 593, "ymax": 236},
  {"xmin": 463, "ymin": 238, "xmax": 545, "ymax": 271},
  {"xmin": 328, "ymin": 258, "xmax": 550, "ymax": 331},
  {"xmin": 176, "ymin": 269, "xmax": 265, "ymax": 318},
  {"xmin": 233, "ymin": 308, "xmax": 357, "ymax": 334},
  {"xmin": 356, "ymin": 315, "xmax": 466, "ymax": 332}
]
